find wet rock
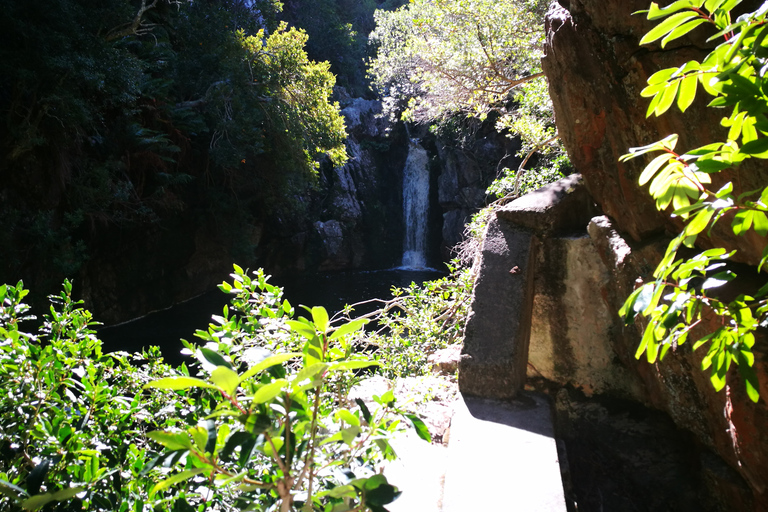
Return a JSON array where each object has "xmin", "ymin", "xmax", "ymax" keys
[{"xmin": 313, "ymin": 220, "xmax": 348, "ymax": 269}]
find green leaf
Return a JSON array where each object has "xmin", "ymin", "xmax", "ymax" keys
[
  {"xmin": 737, "ymin": 352, "xmax": 760, "ymax": 402},
  {"xmin": 200, "ymin": 348, "xmax": 233, "ymax": 370},
  {"xmin": 328, "ymin": 484, "xmax": 357, "ymax": 499},
  {"xmin": 311, "ymin": 306, "xmax": 330, "ymax": 333},
  {"xmin": 377, "ymin": 389, "xmax": 395, "ymax": 406},
  {"xmin": 294, "ymin": 362, "xmax": 328, "ymax": 383},
  {"xmin": 684, "ymin": 207, "xmax": 714, "ymax": 235},
  {"xmin": 732, "ymin": 210, "xmax": 754, "ymax": 235},
  {"xmin": 147, "ymin": 431, "xmax": 193, "ymax": 451},
  {"xmin": 239, "ymin": 353, "xmax": 300, "ymax": 383},
  {"xmin": 739, "ymin": 137, "xmax": 768, "ymax": 157},
  {"xmin": 654, "ymin": 79, "xmax": 682, "ymax": 116},
  {"xmin": 704, "ymin": 0, "xmax": 725, "ymax": 12},
  {"xmin": 663, "ymin": 18, "xmax": 708, "ymax": 48},
  {"xmin": 636, "ymin": 322, "xmax": 655, "ymax": 359},
  {"xmin": 362, "ymin": 475, "xmax": 401, "ymax": 507},
  {"xmin": 211, "ymin": 366, "xmax": 240, "ymax": 396},
  {"xmin": 23, "ymin": 487, "xmax": 84, "ymax": 511},
  {"xmin": 0, "ymin": 479, "xmax": 28, "ymax": 499},
  {"xmin": 329, "ymin": 318, "xmax": 369, "ymax": 340},
  {"xmin": 263, "ymin": 436, "xmax": 284, "ymax": 457},
  {"xmin": 252, "ymin": 379, "xmax": 288, "ymax": 404},
  {"xmin": 286, "ymin": 319, "xmax": 317, "ymax": 340},
  {"xmin": 753, "ymin": 212, "xmax": 768, "ymax": 236},
  {"xmin": 640, "ymin": 11, "xmax": 701, "ymax": 46},
  {"xmin": 639, "ymin": 154, "xmax": 674, "ymax": 185},
  {"xmin": 355, "ymin": 398, "xmax": 372, "ymax": 424},
  {"xmin": 144, "ymin": 376, "xmax": 218, "ymax": 391},
  {"xmin": 711, "ymin": 350, "xmax": 729, "ymax": 391},
  {"xmin": 647, "ymin": 0, "xmax": 705, "ymax": 21},
  {"xmin": 405, "ymin": 414, "xmax": 431, "ymax": 442},
  {"xmin": 337, "ymin": 409, "xmax": 361, "ymax": 426},
  {"xmin": 340, "ymin": 426, "xmax": 361, "ymax": 446},
  {"xmin": 646, "ymin": 67, "xmax": 679, "ymax": 85},
  {"xmin": 677, "ymin": 73, "xmax": 700, "ymax": 111},
  {"xmin": 150, "ymin": 468, "xmax": 207, "ymax": 497}
]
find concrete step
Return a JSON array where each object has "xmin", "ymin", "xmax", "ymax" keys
[
  {"xmin": 441, "ymin": 392, "xmax": 567, "ymax": 512},
  {"xmin": 385, "ymin": 431, "xmax": 447, "ymax": 512}
]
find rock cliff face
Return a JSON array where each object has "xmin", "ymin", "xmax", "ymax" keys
[
  {"xmin": 543, "ymin": 0, "xmax": 768, "ymax": 265},
  {"xmin": 537, "ymin": 0, "xmax": 768, "ymax": 508},
  {"xmin": 435, "ymin": 126, "xmax": 521, "ymax": 254}
]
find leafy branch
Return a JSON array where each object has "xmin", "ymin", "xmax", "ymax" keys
[{"xmin": 620, "ymin": 0, "xmax": 768, "ymax": 402}]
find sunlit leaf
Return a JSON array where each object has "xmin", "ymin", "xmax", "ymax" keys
[
  {"xmin": 252, "ymin": 379, "xmax": 288, "ymax": 404},
  {"xmin": 147, "ymin": 431, "xmax": 193, "ymax": 451},
  {"xmin": 239, "ymin": 353, "xmax": 300, "ymax": 383},
  {"xmin": 211, "ymin": 366, "xmax": 240, "ymax": 396},
  {"xmin": 150, "ymin": 469, "xmax": 207, "ymax": 497},
  {"xmin": 144, "ymin": 376, "xmax": 218, "ymax": 391}
]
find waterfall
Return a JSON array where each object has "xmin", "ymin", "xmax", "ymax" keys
[{"xmin": 401, "ymin": 139, "xmax": 430, "ymax": 268}]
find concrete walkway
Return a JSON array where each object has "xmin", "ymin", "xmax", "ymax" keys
[{"xmin": 386, "ymin": 391, "xmax": 567, "ymax": 511}]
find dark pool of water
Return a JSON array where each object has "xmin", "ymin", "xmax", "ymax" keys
[{"xmin": 98, "ymin": 267, "xmax": 445, "ymax": 365}]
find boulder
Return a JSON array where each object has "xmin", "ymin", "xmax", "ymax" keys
[
  {"xmin": 541, "ymin": 1, "xmax": 768, "ymax": 506},
  {"xmin": 428, "ymin": 345, "xmax": 462, "ymax": 375},
  {"xmin": 542, "ymin": 0, "xmax": 768, "ymax": 265}
]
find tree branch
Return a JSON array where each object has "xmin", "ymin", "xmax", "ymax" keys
[{"xmin": 106, "ymin": 0, "xmax": 160, "ymax": 42}]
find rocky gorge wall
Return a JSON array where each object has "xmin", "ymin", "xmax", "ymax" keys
[
  {"xmin": 538, "ymin": 0, "xmax": 768, "ymax": 508},
  {"xmin": 461, "ymin": 1, "xmax": 768, "ymax": 509}
]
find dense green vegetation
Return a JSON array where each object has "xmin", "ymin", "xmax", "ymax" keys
[
  {"xmin": 620, "ymin": 0, "xmax": 768, "ymax": 401},
  {"xmin": 367, "ymin": 0, "xmax": 569, "ymax": 198},
  {"xmin": 0, "ymin": 0, "xmax": 347, "ymax": 294},
  {"xmin": 280, "ymin": 0, "xmax": 407, "ymax": 98},
  {"xmin": 0, "ymin": 262, "xmax": 471, "ymax": 510}
]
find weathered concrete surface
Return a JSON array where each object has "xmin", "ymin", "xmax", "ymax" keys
[
  {"xmin": 385, "ymin": 432, "xmax": 447, "ymax": 512},
  {"xmin": 442, "ymin": 393, "xmax": 567, "ymax": 512},
  {"xmin": 496, "ymin": 173, "xmax": 599, "ymax": 235},
  {"xmin": 528, "ymin": 234, "xmax": 641, "ymax": 397},
  {"xmin": 459, "ymin": 214, "xmax": 536, "ymax": 399},
  {"xmin": 461, "ymin": 174, "xmax": 598, "ymax": 399}
]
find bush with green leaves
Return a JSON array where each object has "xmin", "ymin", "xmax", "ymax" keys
[
  {"xmin": 0, "ymin": 268, "xmax": 429, "ymax": 511},
  {"xmin": 619, "ymin": 0, "xmax": 768, "ymax": 402},
  {"xmin": 144, "ymin": 265, "xmax": 426, "ymax": 512},
  {"xmin": 0, "ymin": 280, "xmax": 186, "ymax": 511},
  {"xmin": 333, "ymin": 262, "xmax": 473, "ymax": 379}
]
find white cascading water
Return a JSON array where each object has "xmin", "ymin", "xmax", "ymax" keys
[{"xmin": 401, "ymin": 139, "xmax": 430, "ymax": 268}]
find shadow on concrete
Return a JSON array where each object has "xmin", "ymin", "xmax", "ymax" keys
[{"xmin": 462, "ymin": 391, "xmax": 555, "ymax": 438}]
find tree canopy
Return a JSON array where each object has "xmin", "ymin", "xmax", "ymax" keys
[
  {"xmin": 367, "ymin": 0, "xmax": 566, "ymax": 197},
  {"xmin": 0, "ymin": 0, "xmax": 347, "ymax": 290}
]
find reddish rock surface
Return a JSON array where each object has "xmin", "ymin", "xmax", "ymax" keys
[
  {"xmin": 543, "ymin": 1, "xmax": 768, "ymax": 508},
  {"xmin": 543, "ymin": 0, "xmax": 768, "ymax": 266}
]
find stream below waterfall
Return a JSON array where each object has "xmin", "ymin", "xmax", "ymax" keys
[{"xmin": 99, "ymin": 267, "xmax": 445, "ymax": 365}]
